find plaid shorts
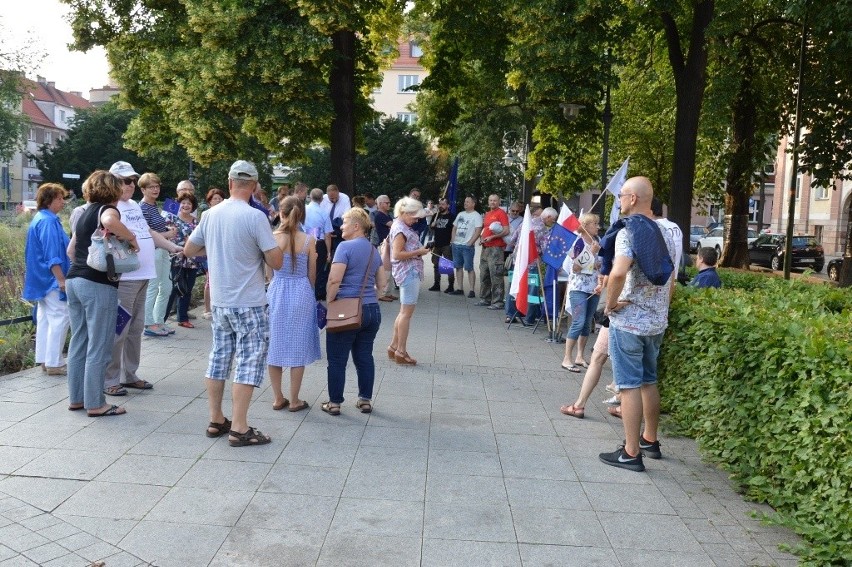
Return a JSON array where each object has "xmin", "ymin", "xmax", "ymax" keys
[{"xmin": 206, "ymin": 306, "xmax": 269, "ymax": 387}]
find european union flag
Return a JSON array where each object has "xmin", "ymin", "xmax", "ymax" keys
[
  {"xmin": 542, "ymin": 223, "xmax": 579, "ymax": 270},
  {"xmin": 162, "ymin": 198, "xmax": 179, "ymax": 215}
]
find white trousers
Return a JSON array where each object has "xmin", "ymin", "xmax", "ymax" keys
[{"xmin": 35, "ymin": 289, "xmax": 70, "ymax": 367}]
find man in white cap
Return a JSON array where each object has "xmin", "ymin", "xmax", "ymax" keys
[{"xmin": 184, "ymin": 160, "xmax": 283, "ymax": 447}]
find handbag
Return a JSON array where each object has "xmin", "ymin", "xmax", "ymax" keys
[
  {"xmin": 170, "ymin": 257, "xmax": 195, "ymax": 297},
  {"xmin": 86, "ymin": 206, "xmax": 140, "ymax": 281},
  {"xmin": 380, "ymin": 236, "xmax": 392, "ymax": 272},
  {"xmin": 326, "ymin": 247, "xmax": 374, "ymax": 333}
]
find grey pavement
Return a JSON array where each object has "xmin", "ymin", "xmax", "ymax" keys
[{"xmin": 0, "ymin": 270, "xmax": 802, "ymax": 566}]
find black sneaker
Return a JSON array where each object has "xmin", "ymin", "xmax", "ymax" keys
[
  {"xmin": 599, "ymin": 445, "xmax": 645, "ymax": 472},
  {"xmin": 450, "ymin": 289, "xmax": 464, "ymax": 295},
  {"xmin": 640, "ymin": 436, "xmax": 662, "ymax": 459},
  {"xmin": 444, "ymin": 286, "xmax": 455, "ymax": 294},
  {"xmin": 467, "ymin": 291, "xmax": 476, "ymax": 298},
  {"xmin": 428, "ymin": 284, "xmax": 441, "ymax": 291}
]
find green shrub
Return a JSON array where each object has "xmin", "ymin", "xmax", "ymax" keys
[
  {"xmin": 660, "ymin": 272, "xmax": 852, "ymax": 564},
  {"xmin": 0, "ymin": 221, "xmax": 35, "ymax": 375}
]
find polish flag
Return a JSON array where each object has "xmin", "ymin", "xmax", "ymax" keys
[
  {"xmin": 509, "ymin": 205, "xmax": 539, "ymax": 315},
  {"xmin": 557, "ymin": 204, "xmax": 581, "ymax": 232}
]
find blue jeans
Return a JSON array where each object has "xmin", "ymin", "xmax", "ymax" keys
[
  {"xmin": 66, "ymin": 277, "xmax": 118, "ymax": 409},
  {"xmin": 166, "ymin": 269, "xmax": 198, "ymax": 322},
  {"xmin": 326, "ymin": 303, "xmax": 381, "ymax": 404},
  {"xmin": 566, "ymin": 290, "xmax": 600, "ymax": 340}
]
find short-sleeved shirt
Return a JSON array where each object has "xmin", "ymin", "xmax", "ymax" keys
[
  {"xmin": 67, "ymin": 203, "xmax": 120, "ymax": 288},
  {"xmin": 481, "ymin": 208, "xmax": 509, "ymax": 248},
  {"xmin": 389, "ymin": 219, "xmax": 424, "ymax": 284},
  {"xmin": 567, "ymin": 239, "xmax": 600, "ymax": 295},
  {"xmin": 117, "ymin": 199, "xmax": 156, "ymax": 281},
  {"xmin": 332, "ymin": 237, "xmax": 381, "ymax": 305},
  {"xmin": 452, "ymin": 210, "xmax": 483, "ymax": 245},
  {"xmin": 656, "ymin": 218, "xmax": 683, "ymax": 283},
  {"xmin": 609, "ymin": 227, "xmax": 675, "ymax": 336},
  {"xmin": 188, "ymin": 198, "xmax": 277, "ymax": 308},
  {"xmin": 304, "ymin": 201, "xmax": 333, "ymax": 240},
  {"xmin": 431, "ymin": 210, "xmax": 456, "ymax": 247}
]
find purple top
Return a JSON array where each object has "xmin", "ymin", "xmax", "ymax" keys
[
  {"xmin": 389, "ymin": 219, "xmax": 423, "ymax": 285},
  {"xmin": 332, "ymin": 237, "xmax": 381, "ymax": 305}
]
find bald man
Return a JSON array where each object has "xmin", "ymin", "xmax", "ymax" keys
[{"xmin": 599, "ymin": 176, "xmax": 676, "ymax": 472}]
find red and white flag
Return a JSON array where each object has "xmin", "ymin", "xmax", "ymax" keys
[
  {"xmin": 557, "ymin": 204, "xmax": 581, "ymax": 232},
  {"xmin": 509, "ymin": 205, "xmax": 539, "ymax": 315}
]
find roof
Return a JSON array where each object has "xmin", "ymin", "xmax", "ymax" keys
[
  {"xmin": 22, "ymin": 97, "xmax": 56, "ymax": 129},
  {"xmin": 24, "ymin": 78, "xmax": 92, "ymax": 110}
]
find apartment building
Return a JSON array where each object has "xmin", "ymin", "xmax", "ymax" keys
[{"xmin": 371, "ymin": 40, "xmax": 426, "ymax": 125}]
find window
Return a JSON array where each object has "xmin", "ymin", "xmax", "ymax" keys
[
  {"xmin": 27, "ymin": 156, "xmax": 36, "ymax": 168},
  {"xmin": 398, "ymin": 75, "xmax": 419, "ymax": 93},
  {"xmin": 410, "ymin": 41, "xmax": 423, "ymax": 58},
  {"xmin": 59, "ymin": 109, "xmax": 66, "ymax": 123},
  {"xmin": 396, "ymin": 112, "xmax": 417, "ymax": 125},
  {"xmin": 814, "ymin": 225, "xmax": 823, "ymax": 242},
  {"xmin": 814, "ymin": 184, "xmax": 829, "ymax": 200},
  {"xmin": 28, "ymin": 128, "xmax": 35, "ymax": 141},
  {"xmin": 44, "ymin": 132, "xmax": 52, "ymax": 144}
]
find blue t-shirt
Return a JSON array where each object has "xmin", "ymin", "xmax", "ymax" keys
[
  {"xmin": 691, "ymin": 268, "xmax": 722, "ymax": 289},
  {"xmin": 332, "ymin": 237, "xmax": 381, "ymax": 305}
]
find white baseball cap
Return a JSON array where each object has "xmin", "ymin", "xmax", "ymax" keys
[
  {"xmin": 228, "ymin": 160, "xmax": 258, "ymax": 181},
  {"xmin": 109, "ymin": 161, "xmax": 140, "ymax": 178}
]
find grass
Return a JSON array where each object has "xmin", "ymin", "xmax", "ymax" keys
[{"xmin": 0, "ymin": 213, "xmax": 37, "ymax": 375}]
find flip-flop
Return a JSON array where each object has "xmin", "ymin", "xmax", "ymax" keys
[
  {"xmin": 272, "ymin": 399, "xmax": 290, "ymax": 411},
  {"xmin": 288, "ymin": 401, "xmax": 310, "ymax": 413},
  {"xmin": 68, "ymin": 404, "xmax": 84, "ymax": 411},
  {"xmin": 562, "ymin": 364, "xmax": 581, "ymax": 373},
  {"xmin": 104, "ymin": 386, "xmax": 128, "ymax": 396},
  {"xmin": 574, "ymin": 361, "xmax": 589, "ymax": 368},
  {"xmin": 88, "ymin": 405, "xmax": 126, "ymax": 417},
  {"xmin": 122, "ymin": 380, "xmax": 153, "ymax": 390}
]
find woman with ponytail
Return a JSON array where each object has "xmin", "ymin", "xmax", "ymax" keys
[{"xmin": 266, "ymin": 195, "xmax": 319, "ymax": 412}]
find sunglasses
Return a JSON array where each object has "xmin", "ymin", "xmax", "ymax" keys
[{"xmin": 121, "ymin": 178, "xmax": 136, "ymax": 186}]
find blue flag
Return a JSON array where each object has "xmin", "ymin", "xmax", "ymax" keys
[
  {"xmin": 542, "ymin": 223, "xmax": 579, "ymax": 270},
  {"xmin": 446, "ymin": 157, "xmax": 458, "ymax": 215},
  {"xmin": 249, "ymin": 195, "xmax": 269, "ymax": 216},
  {"xmin": 162, "ymin": 198, "xmax": 179, "ymax": 215}
]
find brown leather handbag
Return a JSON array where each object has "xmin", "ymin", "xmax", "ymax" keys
[{"xmin": 326, "ymin": 247, "xmax": 374, "ymax": 333}]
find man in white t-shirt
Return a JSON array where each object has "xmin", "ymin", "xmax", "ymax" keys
[
  {"xmin": 185, "ymin": 160, "xmax": 283, "ymax": 448},
  {"xmin": 450, "ymin": 195, "xmax": 483, "ymax": 298},
  {"xmin": 652, "ymin": 197, "xmax": 683, "ymax": 276},
  {"xmin": 104, "ymin": 162, "xmax": 183, "ymax": 397}
]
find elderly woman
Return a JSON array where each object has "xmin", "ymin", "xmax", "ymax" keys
[
  {"xmin": 201, "ymin": 187, "xmax": 226, "ymax": 319},
  {"xmin": 23, "ymin": 183, "xmax": 71, "ymax": 375},
  {"xmin": 387, "ymin": 197, "xmax": 430, "ymax": 365},
  {"xmin": 139, "ymin": 172, "xmax": 178, "ymax": 337},
  {"xmin": 561, "ymin": 213, "xmax": 602, "ymax": 372},
  {"xmin": 164, "ymin": 192, "xmax": 202, "ymax": 328},
  {"xmin": 65, "ymin": 171, "xmax": 138, "ymax": 416},
  {"xmin": 323, "ymin": 208, "xmax": 387, "ymax": 416}
]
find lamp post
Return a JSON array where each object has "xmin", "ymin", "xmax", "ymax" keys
[{"xmin": 502, "ymin": 127, "xmax": 528, "ymax": 205}]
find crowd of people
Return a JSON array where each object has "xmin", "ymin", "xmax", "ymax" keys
[{"xmin": 24, "ymin": 160, "xmax": 719, "ymax": 464}]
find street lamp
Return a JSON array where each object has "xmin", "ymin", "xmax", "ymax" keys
[
  {"xmin": 596, "ymin": 49, "xmax": 613, "ymax": 222},
  {"xmin": 502, "ymin": 127, "xmax": 529, "ymax": 205}
]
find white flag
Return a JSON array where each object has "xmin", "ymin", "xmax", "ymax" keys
[{"xmin": 606, "ymin": 158, "xmax": 630, "ymax": 226}]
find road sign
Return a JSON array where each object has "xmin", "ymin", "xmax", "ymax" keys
[{"xmin": 62, "ymin": 173, "xmax": 81, "ymax": 179}]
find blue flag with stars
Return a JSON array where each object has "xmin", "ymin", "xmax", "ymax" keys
[{"xmin": 542, "ymin": 223, "xmax": 579, "ymax": 271}]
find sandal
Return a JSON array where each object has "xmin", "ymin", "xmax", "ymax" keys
[
  {"xmin": 560, "ymin": 404, "xmax": 585, "ymax": 418},
  {"xmin": 206, "ymin": 418, "xmax": 232, "ymax": 438},
  {"xmin": 321, "ymin": 401, "xmax": 341, "ymax": 416},
  {"xmin": 562, "ymin": 364, "xmax": 581, "ymax": 373},
  {"xmin": 68, "ymin": 404, "xmax": 84, "ymax": 411},
  {"xmin": 228, "ymin": 426, "xmax": 271, "ymax": 447},
  {"xmin": 608, "ymin": 406, "xmax": 622, "ymax": 419},
  {"xmin": 387, "ymin": 346, "xmax": 397, "ymax": 360},
  {"xmin": 104, "ymin": 385, "xmax": 128, "ymax": 396},
  {"xmin": 394, "ymin": 351, "xmax": 417, "ymax": 365},
  {"xmin": 574, "ymin": 360, "xmax": 588, "ymax": 368},
  {"xmin": 288, "ymin": 401, "xmax": 310, "ymax": 413},
  {"xmin": 88, "ymin": 405, "xmax": 126, "ymax": 417},
  {"xmin": 355, "ymin": 399, "xmax": 373, "ymax": 414},
  {"xmin": 121, "ymin": 380, "xmax": 153, "ymax": 390},
  {"xmin": 272, "ymin": 398, "xmax": 290, "ymax": 411}
]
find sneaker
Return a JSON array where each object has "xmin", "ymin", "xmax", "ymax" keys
[
  {"xmin": 467, "ymin": 291, "xmax": 475, "ymax": 298},
  {"xmin": 444, "ymin": 286, "xmax": 455, "ymax": 294},
  {"xmin": 428, "ymin": 284, "xmax": 441, "ymax": 291},
  {"xmin": 487, "ymin": 302, "xmax": 505, "ymax": 310},
  {"xmin": 605, "ymin": 383, "xmax": 619, "ymax": 394},
  {"xmin": 202, "ymin": 311, "xmax": 213, "ymax": 320},
  {"xmin": 599, "ymin": 445, "xmax": 645, "ymax": 472},
  {"xmin": 475, "ymin": 300, "xmax": 491, "ymax": 306},
  {"xmin": 603, "ymin": 395, "xmax": 621, "ymax": 407},
  {"xmin": 450, "ymin": 289, "xmax": 464, "ymax": 296},
  {"xmin": 639, "ymin": 436, "xmax": 662, "ymax": 459},
  {"xmin": 143, "ymin": 325, "xmax": 169, "ymax": 337}
]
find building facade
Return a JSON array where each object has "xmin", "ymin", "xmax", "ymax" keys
[{"xmin": 371, "ymin": 40, "xmax": 426, "ymax": 125}]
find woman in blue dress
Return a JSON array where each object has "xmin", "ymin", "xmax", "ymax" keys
[{"xmin": 267, "ymin": 196, "xmax": 319, "ymax": 412}]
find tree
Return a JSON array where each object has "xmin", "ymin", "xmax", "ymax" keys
[
  {"xmin": 63, "ymin": 0, "xmax": 404, "ymax": 194},
  {"xmin": 0, "ymin": 19, "xmax": 44, "ymax": 164}
]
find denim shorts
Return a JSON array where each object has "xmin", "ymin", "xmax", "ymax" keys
[
  {"xmin": 452, "ymin": 244, "xmax": 475, "ymax": 271},
  {"xmin": 207, "ymin": 306, "xmax": 269, "ymax": 387},
  {"xmin": 398, "ymin": 274, "xmax": 421, "ymax": 305},
  {"xmin": 608, "ymin": 326, "xmax": 664, "ymax": 390}
]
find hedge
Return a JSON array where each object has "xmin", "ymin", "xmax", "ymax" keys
[{"xmin": 659, "ymin": 270, "xmax": 852, "ymax": 565}]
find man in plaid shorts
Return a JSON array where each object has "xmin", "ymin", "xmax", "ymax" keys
[{"xmin": 184, "ymin": 160, "xmax": 283, "ymax": 447}]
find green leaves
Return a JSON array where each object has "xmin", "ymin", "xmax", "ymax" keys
[{"xmin": 660, "ymin": 272, "xmax": 852, "ymax": 563}]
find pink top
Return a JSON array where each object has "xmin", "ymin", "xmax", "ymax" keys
[{"xmin": 389, "ymin": 219, "xmax": 423, "ymax": 284}]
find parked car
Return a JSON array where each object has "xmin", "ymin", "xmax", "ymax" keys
[
  {"xmin": 827, "ymin": 258, "xmax": 843, "ymax": 282},
  {"xmin": 749, "ymin": 234, "xmax": 824, "ymax": 272},
  {"xmin": 689, "ymin": 225, "xmax": 707, "ymax": 253},
  {"xmin": 698, "ymin": 227, "xmax": 758, "ymax": 255}
]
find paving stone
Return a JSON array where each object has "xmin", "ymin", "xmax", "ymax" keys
[
  {"xmin": 518, "ymin": 543, "xmax": 617, "ymax": 566},
  {"xmin": 127, "ymin": 432, "xmax": 216, "ymax": 459},
  {"xmin": 582, "ymin": 480, "xmax": 677, "ymax": 515},
  {"xmin": 257, "ymin": 463, "xmax": 348, "ymax": 497},
  {"xmin": 427, "ymin": 449, "xmax": 503, "ymax": 477},
  {"xmin": 351, "ymin": 445, "xmax": 428, "ymax": 473},
  {"xmin": 424, "ymin": 500, "xmax": 515, "ymax": 542},
  {"xmin": 329, "ymin": 498, "xmax": 424, "ymax": 538},
  {"xmin": 343, "ymin": 468, "xmax": 425, "ymax": 502},
  {"xmin": 95, "ymin": 453, "xmax": 196, "ymax": 487},
  {"xmin": 598, "ymin": 511, "xmax": 703, "ymax": 552},
  {"xmin": 0, "ymin": 477, "xmax": 86, "ymax": 512},
  {"xmin": 504, "ymin": 477, "xmax": 591, "ymax": 510},
  {"xmin": 118, "ymin": 520, "xmax": 229, "ymax": 567},
  {"xmin": 209, "ymin": 526, "xmax": 324, "ymax": 566},
  {"xmin": 145, "ymin": 487, "xmax": 254, "ymax": 527},
  {"xmin": 54, "ymin": 516, "xmax": 137, "ymax": 546},
  {"xmin": 54, "ymin": 482, "xmax": 167, "ymax": 520},
  {"xmin": 237, "ymin": 493, "xmax": 337, "ymax": 533},
  {"xmin": 614, "ymin": 548, "xmax": 716, "ymax": 566},
  {"xmin": 317, "ymin": 534, "xmax": 421, "ymax": 567},
  {"xmin": 0, "ymin": 523, "xmax": 48, "ymax": 552},
  {"xmin": 512, "ymin": 507, "xmax": 606, "ymax": 546},
  {"xmin": 12, "ymin": 449, "xmax": 119, "ymax": 481},
  {"xmin": 22, "ymin": 542, "xmax": 72, "ymax": 564},
  {"xmin": 425, "ymin": 473, "xmax": 507, "ymax": 505}
]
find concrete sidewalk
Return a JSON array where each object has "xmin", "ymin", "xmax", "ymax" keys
[{"xmin": 0, "ymin": 273, "xmax": 801, "ymax": 566}]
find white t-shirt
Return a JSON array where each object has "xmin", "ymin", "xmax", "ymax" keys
[
  {"xmin": 188, "ymin": 198, "xmax": 277, "ymax": 308},
  {"xmin": 117, "ymin": 199, "xmax": 156, "ymax": 281},
  {"xmin": 656, "ymin": 218, "xmax": 684, "ymax": 281},
  {"xmin": 452, "ymin": 210, "xmax": 483, "ymax": 245}
]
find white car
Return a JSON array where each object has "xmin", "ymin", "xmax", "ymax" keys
[{"xmin": 698, "ymin": 227, "xmax": 757, "ymax": 255}]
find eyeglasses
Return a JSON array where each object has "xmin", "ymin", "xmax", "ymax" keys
[
  {"xmin": 144, "ymin": 184, "xmax": 160, "ymax": 189},
  {"xmin": 619, "ymin": 192, "xmax": 634, "ymax": 199}
]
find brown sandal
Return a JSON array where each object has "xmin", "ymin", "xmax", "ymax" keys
[
  {"xmin": 560, "ymin": 404, "xmax": 585, "ymax": 418},
  {"xmin": 206, "ymin": 418, "xmax": 232, "ymax": 438},
  {"xmin": 608, "ymin": 406, "xmax": 622, "ymax": 419},
  {"xmin": 321, "ymin": 401, "xmax": 341, "ymax": 416},
  {"xmin": 272, "ymin": 398, "xmax": 290, "ymax": 411},
  {"xmin": 394, "ymin": 351, "xmax": 417, "ymax": 365},
  {"xmin": 387, "ymin": 346, "xmax": 397, "ymax": 360},
  {"xmin": 228, "ymin": 426, "xmax": 271, "ymax": 447},
  {"xmin": 355, "ymin": 399, "xmax": 373, "ymax": 414}
]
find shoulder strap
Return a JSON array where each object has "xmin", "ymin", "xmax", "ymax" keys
[{"xmin": 357, "ymin": 246, "xmax": 375, "ymax": 300}]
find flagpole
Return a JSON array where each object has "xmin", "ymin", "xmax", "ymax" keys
[{"xmin": 537, "ymin": 261, "xmax": 551, "ymax": 333}]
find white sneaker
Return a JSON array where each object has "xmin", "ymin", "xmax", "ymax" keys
[
  {"xmin": 605, "ymin": 383, "xmax": 619, "ymax": 394},
  {"xmin": 603, "ymin": 395, "xmax": 621, "ymax": 407},
  {"xmin": 202, "ymin": 311, "xmax": 213, "ymax": 320}
]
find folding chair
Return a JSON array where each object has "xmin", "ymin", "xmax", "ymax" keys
[{"xmin": 506, "ymin": 271, "xmax": 546, "ymax": 331}]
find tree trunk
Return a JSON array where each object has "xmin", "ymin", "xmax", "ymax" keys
[
  {"xmin": 661, "ymin": 0, "xmax": 714, "ymax": 255},
  {"xmin": 721, "ymin": 48, "xmax": 758, "ymax": 269},
  {"xmin": 840, "ymin": 198, "xmax": 852, "ymax": 287},
  {"xmin": 329, "ymin": 30, "xmax": 356, "ymax": 195}
]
